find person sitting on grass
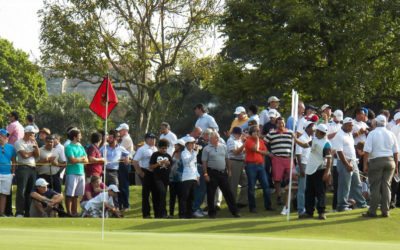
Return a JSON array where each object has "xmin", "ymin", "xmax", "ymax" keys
[
  {"xmin": 82, "ymin": 184, "xmax": 122, "ymax": 218},
  {"xmin": 30, "ymin": 178, "xmax": 64, "ymax": 217},
  {"xmin": 80, "ymin": 175, "xmax": 106, "ymax": 209}
]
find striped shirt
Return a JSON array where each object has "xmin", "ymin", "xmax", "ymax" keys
[{"xmin": 265, "ymin": 129, "xmax": 293, "ymax": 157}]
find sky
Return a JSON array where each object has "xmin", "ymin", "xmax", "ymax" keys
[
  {"xmin": 0, "ymin": 0, "xmax": 223, "ymax": 62},
  {"xmin": 0, "ymin": 0, "xmax": 43, "ymax": 60}
]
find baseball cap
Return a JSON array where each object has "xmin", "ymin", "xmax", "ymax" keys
[
  {"xmin": 144, "ymin": 133, "xmax": 156, "ymax": 139},
  {"xmin": 320, "ymin": 104, "xmax": 331, "ymax": 111},
  {"xmin": 268, "ymin": 96, "xmax": 280, "ymax": 103},
  {"xmin": 116, "ymin": 123, "xmax": 129, "ymax": 131},
  {"xmin": 24, "ymin": 125, "xmax": 38, "ymax": 134},
  {"xmin": 375, "ymin": 115, "xmax": 386, "ymax": 124},
  {"xmin": 108, "ymin": 184, "xmax": 120, "ymax": 193},
  {"xmin": 35, "ymin": 178, "xmax": 49, "ymax": 187},
  {"xmin": 175, "ymin": 139, "xmax": 186, "ymax": 147},
  {"xmin": 343, "ymin": 117, "xmax": 353, "ymax": 124},
  {"xmin": 394, "ymin": 112, "xmax": 400, "ymax": 121},
  {"xmin": 308, "ymin": 114, "xmax": 319, "ymax": 122},
  {"xmin": 268, "ymin": 109, "xmax": 280, "ymax": 118},
  {"xmin": 303, "ymin": 121, "xmax": 315, "ymax": 130},
  {"xmin": 0, "ymin": 129, "xmax": 8, "ymax": 137},
  {"xmin": 333, "ymin": 110, "xmax": 343, "ymax": 121},
  {"xmin": 316, "ymin": 124, "xmax": 328, "ymax": 133},
  {"xmin": 183, "ymin": 136, "xmax": 196, "ymax": 143},
  {"xmin": 232, "ymin": 127, "xmax": 242, "ymax": 135},
  {"xmin": 234, "ymin": 106, "xmax": 246, "ymax": 115},
  {"xmin": 40, "ymin": 128, "xmax": 51, "ymax": 135}
]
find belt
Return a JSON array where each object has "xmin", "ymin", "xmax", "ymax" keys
[
  {"xmin": 246, "ymin": 161, "xmax": 264, "ymax": 165},
  {"xmin": 208, "ymin": 168, "xmax": 226, "ymax": 174},
  {"xmin": 106, "ymin": 169, "xmax": 118, "ymax": 172},
  {"xmin": 229, "ymin": 158, "xmax": 244, "ymax": 162},
  {"xmin": 17, "ymin": 165, "xmax": 35, "ymax": 169}
]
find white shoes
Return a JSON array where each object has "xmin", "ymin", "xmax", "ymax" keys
[
  {"xmin": 193, "ymin": 210, "xmax": 205, "ymax": 218},
  {"xmin": 280, "ymin": 206, "xmax": 289, "ymax": 215}
]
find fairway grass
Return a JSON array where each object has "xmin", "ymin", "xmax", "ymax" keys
[{"xmin": 1, "ymin": 186, "xmax": 399, "ymax": 249}]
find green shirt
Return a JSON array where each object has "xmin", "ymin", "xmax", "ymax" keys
[{"xmin": 65, "ymin": 143, "xmax": 87, "ymax": 175}]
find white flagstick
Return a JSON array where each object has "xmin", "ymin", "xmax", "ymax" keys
[
  {"xmin": 287, "ymin": 90, "xmax": 298, "ymax": 221},
  {"xmin": 101, "ymin": 76, "xmax": 109, "ymax": 240}
]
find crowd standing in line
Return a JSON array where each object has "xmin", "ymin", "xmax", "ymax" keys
[{"xmin": 0, "ymin": 97, "xmax": 399, "ymax": 220}]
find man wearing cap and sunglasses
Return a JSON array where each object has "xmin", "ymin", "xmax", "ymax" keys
[
  {"xmin": 229, "ymin": 106, "xmax": 248, "ymax": 134},
  {"xmin": 132, "ymin": 132, "xmax": 158, "ymax": 218},
  {"xmin": 14, "ymin": 125, "xmax": 40, "ymax": 217},
  {"xmin": 0, "ymin": 129, "xmax": 16, "ymax": 217},
  {"xmin": 259, "ymin": 96, "xmax": 281, "ymax": 127}
]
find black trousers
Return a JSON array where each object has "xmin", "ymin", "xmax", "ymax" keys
[
  {"xmin": 179, "ymin": 180, "xmax": 197, "ymax": 218},
  {"xmin": 169, "ymin": 182, "xmax": 180, "ymax": 216},
  {"xmin": 207, "ymin": 168, "xmax": 238, "ymax": 217},
  {"xmin": 118, "ymin": 162, "xmax": 131, "ymax": 209},
  {"xmin": 331, "ymin": 165, "xmax": 338, "ymax": 210},
  {"xmin": 305, "ymin": 169, "xmax": 326, "ymax": 215},
  {"xmin": 154, "ymin": 178, "xmax": 168, "ymax": 218},
  {"xmin": 141, "ymin": 169, "xmax": 159, "ymax": 218}
]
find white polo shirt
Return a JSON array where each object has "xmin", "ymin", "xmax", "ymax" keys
[
  {"xmin": 332, "ymin": 129, "xmax": 356, "ymax": 160},
  {"xmin": 133, "ymin": 143, "xmax": 157, "ymax": 170},
  {"xmin": 295, "ymin": 133, "xmax": 312, "ymax": 165},
  {"xmin": 160, "ymin": 131, "xmax": 178, "ymax": 157},
  {"xmin": 227, "ymin": 136, "xmax": 244, "ymax": 160},
  {"xmin": 352, "ymin": 120, "xmax": 368, "ymax": 145},
  {"xmin": 195, "ymin": 113, "xmax": 219, "ymax": 132},
  {"xmin": 364, "ymin": 127, "xmax": 398, "ymax": 160},
  {"xmin": 390, "ymin": 124, "xmax": 400, "ymax": 147}
]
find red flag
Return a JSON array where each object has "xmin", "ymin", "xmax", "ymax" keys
[{"xmin": 89, "ymin": 77, "xmax": 119, "ymax": 120}]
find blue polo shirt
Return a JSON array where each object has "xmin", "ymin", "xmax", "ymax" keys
[
  {"xmin": 100, "ymin": 145, "xmax": 130, "ymax": 170},
  {"xmin": 0, "ymin": 143, "xmax": 16, "ymax": 174}
]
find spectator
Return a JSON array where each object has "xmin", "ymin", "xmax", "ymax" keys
[
  {"xmin": 85, "ymin": 132, "xmax": 105, "ymax": 182},
  {"xmin": 227, "ymin": 127, "xmax": 248, "ymax": 208},
  {"xmin": 194, "ymin": 103, "xmax": 219, "ymax": 132},
  {"xmin": 80, "ymin": 175, "xmax": 106, "ymax": 209},
  {"xmin": 259, "ymin": 96, "xmax": 280, "ymax": 127},
  {"xmin": 82, "ymin": 184, "xmax": 121, "ymax": 218},
  {"xmin": 169, "ymin": 139, "xmax": 186, "ymax": 217},
  {"xmin": 244, "ymin": 125, "xmax": 273, "ymax": 213},
  {"xmin": 37, "ymin": 128, "xmax": 51, "ymax": 148},
  {"xmin": 15, "ymin": 125, "xmax": 40, "ymax": 217},
  {"xmin": 319, "ymin": 104, "xmax": 332, "ymax": 124},
  {"xmin": 202, "ymin": 131, "xmax": 240, "ymax": 218},
  {"xmin": 149, "ymin": 139, "xmax": 172, "ymax": 218},
  {"xmin": 132, "ymin": 133, "xmax": 158, "ymax": 218},
  {"xmin": 262, "ymin": 109, "xmax": 280, "ymax": 135},
  {"xmin": 159, "ymin": 122, "xmax": 178, "ymax": 157},
  {"xmin": 25, "ymin": 114, "xmax": 39, "ymax": 132},
  {"xmin": 6, "ymin": 111, "xmax": 25, "ymax": 145},
  {"xmin": 30, "ymin": 178, "xmax": 63, "ymax": 217},
  {"xmin": 286, "ymin": 101, "xmax": 305, "ymax": 135},
  {"xmin": 0, "ymin": 129, "xmax": 16, "ymax": 217},
  {"xmin": 229, "ymin": 106, "xmax": 248, "ymax": 133},
  {"xmin": 64, "ymin": 128, "xmax": 88, "ymax": 217},
  {"xmin": 362, "ymin": 115, "xmax": 398, "ymax": 217}
]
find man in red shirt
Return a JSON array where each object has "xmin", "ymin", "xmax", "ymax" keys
[
  {"xmin": 244, "ymin": 125, "xmax": 273, "ymax": 213},
  {"xmin": 85, "ymin": 132, "xmax": 105, "ymax": 182}
]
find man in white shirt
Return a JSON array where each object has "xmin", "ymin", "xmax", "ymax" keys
[
  {"xmin": 132, "ymin": 133, "xmax": 158, "ymax": 218},
  {"xmin": 159, "ymin": 122, "xmax": 178, "ymax": 157},
  {"xmin": 259, "ymin": 96, "xmax": 280, "ymax": 127},
  {"xmin": 194, "ymin": 103, "xmax": 219, "ymax": 132},
  {"xmin": 390, "ymin": 112, "xmax": 400, "ymax": 208},
  {"xmin": 332, "ymin": 118, "xmax": 367, "ymax": 212},
  {"xmin": 363, "ymin": 115, "xmax": 398, "ymax": 217},
  {"xmin": 116, "ymin": 123, "xmax": 134, "ymax": 211},
  {"xmin": 295, "ymin": 121, "xmax": 314, "ymax": 215},
  {"xmin": 83, "ymin": 184, "xmax": 121, "ymax": 218},
  {"xmin": 352, "ymin": 108, "xmax": 369, "ymax": 171}
]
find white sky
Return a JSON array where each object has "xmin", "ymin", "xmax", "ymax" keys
[
  {"xmin": 0, "ymin": 0, "xmax": 43, "ymax": 60},
  {"xmin": 0, "ymin": 0, "xmax": 223, "ymax": 62}
]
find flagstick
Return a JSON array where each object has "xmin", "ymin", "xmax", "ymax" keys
[
  {"xmin": 101, "ymin": 75, "xmax": 109, "ymax": 240},
  {"xmin": 287, "ymin": 90, "xmax": 298, "ymax": 222}
]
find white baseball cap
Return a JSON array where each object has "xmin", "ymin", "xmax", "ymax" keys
[
  {"xmin": 234, "ymin": 106, "xmax": 246, "ymax": 115},
  {"xmin": 320, "ymin": 104, "xmax": 331, "ymax": 111},
  {"xmin": 183, "ymin": 136, "xmax": 196, "ymax": 143},
  {"xmin": 268, "ymin": 96, "xmax": 280, "ymax": 103},
  {"xmin": 108, "ymin": 184, "xmax": 120, "ymax": 193},
  {"xmin": 303, "ymin": 121, "xmax": 315, "ymax": 130},
  {"xmin": 35, "ymin": 178, "xmax": 49, "ymax": 187},
  {"xmin": 175, "ymin": 139, "xmax": 186, "ymax": 147},
  {"xmin": 24, "ymin": 125, "xmax": 38, "ymax": 134},
  {"xmin": 394, "ymin": 112, "xmax": 400, "ymax": 121},
  {"xmin": 316, "ymin": 124, "xmax": 328, "ymax": 133},
  {"xmin": 333, "ymin": 110, "xmax": 343, "ymax": 121},
  {"xmin": 116, "ymin": 123, "xmax": 129, "ymax": 131},
  {"xmin": 375, "ymin": 115, "xmax": 387, "ymax": 124},
  {"xmin": 343, "ymin": 117, "xmax": 353, "ymax": 124},
  {"xmin": 268, "ymin": 109, "xmax": 280, "ymax": 118}
]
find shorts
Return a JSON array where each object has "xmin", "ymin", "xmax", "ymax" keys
[
  {"xmin": 0, "ymin": 174, "xmax": 13, "ymax": 195},
  {"xmin": 271, "ymin": 156, "xmax": 294, "ymax": 182},
  {"xmin": 65, "ymin": 174, "xmax": 85, "ymax": 197}
]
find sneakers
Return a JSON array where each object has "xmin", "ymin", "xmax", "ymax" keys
[
  {"xmin": 193, "ymin": 210, "xmax": 205, "ymax": 218},
  {"xmin": 318, "ymin": 213, "xmax": 327, "ymax": 220},
  {"xmin": 337, "ymin": 207, "xmax": 352, "ymax": 212},
  {"xmin": 280, "ymin": 206, "xmax": 289, "ymax": 215},
  {"xmin": 15, "ymin": 214, "xmax": 24, "ymax": 218}
]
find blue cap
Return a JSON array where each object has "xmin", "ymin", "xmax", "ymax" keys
[{"xmin": 0, "ymin": 129, "xmax": 8, "ymax": 137}]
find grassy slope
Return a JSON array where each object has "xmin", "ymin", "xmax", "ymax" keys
[{"xmin": 0, "ymin": 186, "xmax": 399, "ymax": 249}]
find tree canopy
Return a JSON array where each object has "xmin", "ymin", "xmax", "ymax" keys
[
  {"xmin": 39, "ymin": 0, "xmax": 222, "ymax": 139},
  {"xmin": 0, "ymin": 38, "xmax": 47, "ymax": 126},
  {"xmin": 209, "ymin": 0, "xmax": 400, "ymax": 112}
]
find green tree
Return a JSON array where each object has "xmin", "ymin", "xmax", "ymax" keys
[
  {"xmin": 36, "ymin": 93, "xmax": 103, "ymax": 141},
  {"xmin": 0, "ymin": 38, "xmax": 47, "ymax": 126},
  {"xmin": 211, "ymin": 0, "xmax": 400, "ymax": 112},
  {"xmin": 39, "ymin": 0, "xmax": 222, "ymax": 139}
]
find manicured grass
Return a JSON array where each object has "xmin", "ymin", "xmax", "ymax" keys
[{"xmin": 1, "ymin": 186, "xmax": 399, "ymax": 249}]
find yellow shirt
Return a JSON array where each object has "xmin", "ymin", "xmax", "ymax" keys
[{"xmin": 229, "ymin": 116, "xmax": 249, "ymax": 132}]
